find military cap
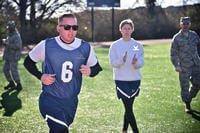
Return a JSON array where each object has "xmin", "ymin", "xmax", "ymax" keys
[
  {"xmin": 180, "ymin": 17, "xmax": 191, "ymax": 23},
  {"xmin": 7, "ymin": 21, "xmax": 16, "ymax": 28}
]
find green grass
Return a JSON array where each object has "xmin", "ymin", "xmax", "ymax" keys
[{"xmin": 0, "ymin": 44, "xmax": 200, "ymax": 133}]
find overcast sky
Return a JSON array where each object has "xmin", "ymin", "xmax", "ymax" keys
[
  {"xmin": 85, "ymin": 0, "xmax": 200, "ymax": 8},
  {"xmin": 122, "ymin": 0, "xmax": 200, "ymax": 8},
  {"xmin": 54, "ymin": 0, "xmax": 200, "ymax": 17}
]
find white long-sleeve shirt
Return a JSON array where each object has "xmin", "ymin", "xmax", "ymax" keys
[
  {"xmin": 29, "ymin": 36, "xmax": 97, "ymax": 67},
  {"xmin": 109, "ymin": 38, "xmax": 144, "ymax": 81}
]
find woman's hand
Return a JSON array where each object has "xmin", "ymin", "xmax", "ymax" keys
[
  {"xmin": 123, "ymin": 51, "xmax": 128, "ymax": 62},
  {"xmin": 132, "ymin": 54, "xmax": 137, "ymax": 64}
]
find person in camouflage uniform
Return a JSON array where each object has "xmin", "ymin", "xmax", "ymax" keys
[
  {"xmin": 190, "ymin": 38, "xmax": 200, "ymax": 101},
  {"xmin": 170, "ymin": 17, "xmax": 200, "ymax": 113},
  {"xmin": 2, "ymin": 21, "xmax": 22, "ymax": 91}
]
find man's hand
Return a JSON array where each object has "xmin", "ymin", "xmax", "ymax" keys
[
  {"xmin": 79, "ymin": 65, "xmax": 91, "ymax": 76},
  {"xmin": 41, "ymin": 74, "xmax": 56, "ymax": 85},
  {"xmin": 175, "ymin": 66, "xmax": 182, "ymax": 72}
]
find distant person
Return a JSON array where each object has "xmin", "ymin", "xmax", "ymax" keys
[
  {"xmin": 170, "ymin": 17, "xmax": 200, "ymax": 113},
  {"xmin": 23, "ymin": 13, "xmax": 102, "ymax": 133},
  {"xmin": 109, "ymin": 19, "xmax": 144, "ymax": 133},
  {"xmin": 2, "ymin": 20, "xmax": 22, "ymax": 91}
]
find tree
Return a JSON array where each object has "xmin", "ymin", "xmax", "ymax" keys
[
  {"xmin": 10, "ymin": 0, "xmax": 30, "ymax": 45},
  {"xmin": 145, "ymin": 0, "xmax": 156, "ymax": 8},
  {"xmin": 7, "ymin": 0, "xmax": 84, "ymax": 45},
  {"xmin": 0, "ymin": 0, "xmax": 17, "ymax": 46},
  {"xmin": 145, "ymin": 0, "xmax": 157, "ymax": 14},
  {"xmin": 31, "ymin": 0, "xmax": 85, "ymax": 43},
  {"xmin": 185, "ymin": 4, "xmax": 200, "ymax": 35}
]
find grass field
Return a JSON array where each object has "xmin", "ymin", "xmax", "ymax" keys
[{"xmin": 0, "ymin": 43, "xmax": 200, "ymax": 133}]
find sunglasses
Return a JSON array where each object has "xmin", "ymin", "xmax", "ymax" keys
[
  {"xmin": 182, "ymin": 23, "xmax": 189, "ymax": 25},
  {"xmin": 60, "ymin": 25, "xmax": 78, "ymax": 31}
]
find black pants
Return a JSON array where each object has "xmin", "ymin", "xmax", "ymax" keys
[
  {"xmin": 50, "ymin": 128, "xmax": 68, "ymax": 133},
  {"xmin": 122, "ymin": 97, "xmax": 139, "ymax": 133}
]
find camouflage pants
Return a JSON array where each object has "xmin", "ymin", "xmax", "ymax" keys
[
  {"xmin": 3, "ymin": 60, "xmax": 20, "ymax": 83},
  {"xmin": 179, "ymin": 65, "xmax": 200, "ymax": 103}
]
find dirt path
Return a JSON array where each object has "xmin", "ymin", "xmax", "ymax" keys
[
  {"xmin": 91, "ymin": 38, "xmax": 171, "ymax": 48},
  {"xmin": 0, "ymin": 39, "xmax": 171, "ymax": 57},
  {"xmin": 139, "ymin": 38, "xmax": 171, "ymax": 45}
]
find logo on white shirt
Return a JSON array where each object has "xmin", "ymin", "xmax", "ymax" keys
[{"xmin": 133, "ymin": 44, "xmax": 139, "ymax": 51}]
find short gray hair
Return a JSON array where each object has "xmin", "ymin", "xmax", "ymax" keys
[{"xmin": 58, "ymin": 13, "xmax": 77, "ymax": 24}]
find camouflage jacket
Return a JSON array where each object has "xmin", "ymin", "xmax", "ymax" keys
[
  {"xmin": 170, "ymin": 30, "xmax": 200, "ymax": 68},
  {"xmin": 3, "ymin": 31, "xmax": 22, "ymax": 61}
]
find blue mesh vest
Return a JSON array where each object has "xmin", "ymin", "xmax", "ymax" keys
[{"xmin": 42, "ymin": 38, "xmax": 90, "ymax": 99}]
